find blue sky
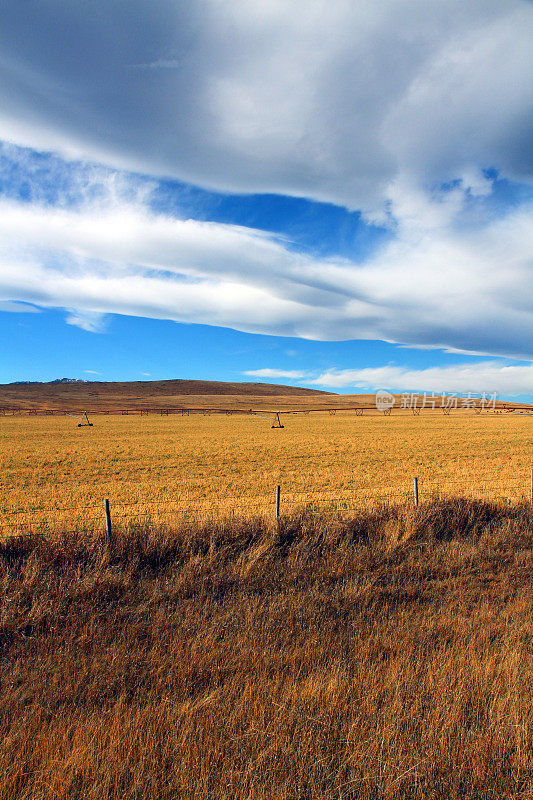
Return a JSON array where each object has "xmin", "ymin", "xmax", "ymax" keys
[{"xmin": 0, "ymin": 1, "xmax": 532, "ymax": 400}]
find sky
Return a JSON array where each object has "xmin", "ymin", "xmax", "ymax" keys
[{"xmin": 0, "ymin": 0, "xmax": 532, "ymax": 400}]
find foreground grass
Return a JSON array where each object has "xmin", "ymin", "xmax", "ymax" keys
[{"xmin": 1, "ymin": 499, "xmax": 532, "ymax": 798}]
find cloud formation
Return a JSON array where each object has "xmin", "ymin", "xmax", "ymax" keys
[
  {"xmin": 244, "ymin": 369, "xmax": 307, "ymax": 380},
  {"xmin": 0, "ymin": 171, "xmax": 532, "ymax": 358},
  {"xmin": 313, "ymin": 362, "xmax": 533, "ymax": 395},
  {"xmin": 0, "ymin": 300, "xmax": 40, "ymax": 313},
  {"xmin": 0, "ymin": 1, "xmax": 531, "ymax": 367},
  {"xmin": 0, "ymin": 1, "xmax": 531, "ymax": 211}
]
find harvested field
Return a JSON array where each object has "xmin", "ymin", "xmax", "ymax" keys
[{"xmin": 1, "ymin": 412, "xmax": 531, "ymax": 534}]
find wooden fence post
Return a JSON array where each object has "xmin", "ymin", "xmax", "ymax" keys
[
  {"xmin": 531, "ymin": 469, "xmax": 533, "ymax": 504},
  {"xmin": 275, "ymin": 485, "xmax": 281, "ymax": 519},
  {"xmin": 105, "ymin": 499, "xmax": 113, "ymax": 544},
  {"xmin": 413, "ymin": 477, "xmax": 419, "ymax": 507}
]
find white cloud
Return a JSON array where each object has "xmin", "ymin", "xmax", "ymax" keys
[
  {"xmin": 0, "ymin": 300, "xmax": 40, "ymax": 313},
  {"xmin": 0, "ymin": 179, "xmax": 532, "ymax": 358},
  {"xmin": 244, "ymin": 369, "xmax": 307, "ymax": 379},
  {"xmin": 0, "ymin": 1, "xmax": 531, "ymax": 211},
  {"xmin": 64, "ymin": 310, "xmax": 108, "ymax": 333},
  {"xmin": 0, "ymin": 1, "xmax": 531, "ymax": 363},
  {"xmin": 313, "ymin": 362, "xmax": 533, "ymax": 395}
]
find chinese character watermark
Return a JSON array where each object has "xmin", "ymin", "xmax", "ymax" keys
[{"xmin": 375, "ymin": 390, "xmax": 499, "ymax": 412}]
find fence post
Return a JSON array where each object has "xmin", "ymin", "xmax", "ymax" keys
[
  {"xmin": 531, "ymin": 469, "xmax": 533, "ymax": 503},
  {"xmin": 275, "ymin": 485, "xmax": 281, "ymax": 519},
  {"xmin": 104, "ymin": 499, "xmax": 113, "ymax": 544},
  {"xmin": 413, "ymin": 477, "xmax": 419, "ymax": 507}
]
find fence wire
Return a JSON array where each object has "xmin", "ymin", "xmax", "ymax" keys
[{"xmin": 1, "ymin": 474, "xmax": 532, "ymax": 534}]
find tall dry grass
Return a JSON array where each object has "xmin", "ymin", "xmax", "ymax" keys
[{"xmin": 1, "ymin": 499, "xmax": 532, "ymax": 798}]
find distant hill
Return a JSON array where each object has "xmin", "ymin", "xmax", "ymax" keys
[
  {"xmin": 0, "ymin": 378, "xmax": 335, "ymax": 411},
  {"xmin": 10, "ymin": 378, "xmax": 88, "ymax": 385}
]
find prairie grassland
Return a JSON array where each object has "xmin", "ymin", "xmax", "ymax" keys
[
  {"xmin": 1, "ymin": 500, "xmax": 532, "ymax": 799},
  {"xmin": 1, "ymin": 412, "xmax": 532, "ymax": 533}
]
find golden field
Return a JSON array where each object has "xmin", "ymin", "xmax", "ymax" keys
[
  {"xmin": 1, "ymin": 407, "xmax": 533, "ymax": 798},
  {"xmin": 1, "ymin": 410, "xmax": 532, "ymax": 534}
]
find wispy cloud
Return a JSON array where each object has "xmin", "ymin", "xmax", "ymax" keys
[
  {"xmin": 0, "ymin": 300, "xmax": 40, "ymax": 313},
  {"xmin": 313, "ymin": 362, "xmax": 533, "ymax": 395},
  {"xmin": 64, "ymin": 310, "xmax": 107, "ymax": 333},
  {"xmin": 0, "ymin": 1, "xmax": 531, "ymax": 367},
  {"xmin": 0, "ymin": 180, "xmax": 531, "ymax": 359},
  {"xmin": 244, "ymin": 369, "xmax": 307, "ymax": 380}
]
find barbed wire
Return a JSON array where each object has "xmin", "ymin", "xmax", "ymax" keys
[{"xmin": 1, "ymin": 477, "xmax": 531, "ymax": 531}]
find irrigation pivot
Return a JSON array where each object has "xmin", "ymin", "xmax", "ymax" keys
[
  {"xmin": 247, "ymin": 410, "xmax": 285, "ymax": 428},
  {"xmin": 77, "ymin": 411, "xmax": 93, "ymax": 428}
]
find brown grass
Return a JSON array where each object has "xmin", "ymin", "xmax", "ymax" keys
[
  {"xmin": 1, "ymin": 499, "xmax": 533, "ymax": 799},
  {"xmin": 0, "ymin": 379, "xmax": 333, "ymax": 412}
]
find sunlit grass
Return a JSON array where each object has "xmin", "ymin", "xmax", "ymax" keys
[
  {"xmin": 1, "ymin": 411, "xmax": 531, "ymax": 534},
  {"xmin": 1, "ymin": 501, "xmax": 532, "ymax": 799}
]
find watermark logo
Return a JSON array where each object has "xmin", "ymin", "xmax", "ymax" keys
[
  {"xmin": 375, "ymin": 390, "xmax": 498, "ymax": 412},
  {"xmin": 375, "ymin": 389, "xmax": 395, "ymax": 412}
]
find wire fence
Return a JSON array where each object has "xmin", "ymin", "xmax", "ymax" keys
[{"xmin": 1, "ymin": 472, "xmax": 532, "ymax": 536}]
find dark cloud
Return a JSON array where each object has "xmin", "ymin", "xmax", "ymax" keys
[{"xmin": 0, "ymin": 1, "xmax": 531, "ymax": 210}]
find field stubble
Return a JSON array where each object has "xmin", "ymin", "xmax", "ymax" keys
[{"xmin": 1, "ymin": 411, "xmax": 532, "ymax": 533}]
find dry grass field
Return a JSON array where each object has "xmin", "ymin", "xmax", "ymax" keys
[
  {"xmin": 1, "ymin": 501, "xmax": 533, "ymax": 799},
  {"xmin": 1, "ymin": 411, "xmax": 531, "ymax": 534},
  {"xmin": 1, "ymin": 404, "xmax": 533, "ymax": 798}
]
